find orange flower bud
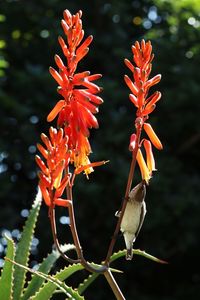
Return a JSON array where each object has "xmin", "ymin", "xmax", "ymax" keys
[
  {"xmin": 76, "ymin": 35, "xmax": 93, "ymax": 56},
  {"xmin": 35, "ymin": 155, "xmax": 49, "ymax": 176},
  {"xmin": 55, "ymin": 174, "xmax": 70, "ymax": 198},
  {"xmin": 47, "ymin": 100, "xmax": 65, "ymax": 122},
  {"xmin": 143, "ymin": 123, "xmax": 163, "ymax": 150},
  {"xmin": 145, "ymin": 91, "xmax": 161, "ymax": 107},
  {"xmin": 129, "ymin": 133, "xmax": 137, "ymax": 151},
  {"xmin": 145, "ymin": 74, "xmax": 161, "ymax": 90},
  {"xmin": 75, "ymin": 160, "xmax": 109, "ymax": 175},
  {"xmin": 129, "ymin": 94, "xmax": 138, "ymax": 107},
  {"xmin": 54, "ymin": 55, "xmax": 65, "ymax": 71},
  {"xmin": 142, "ymin": 104, "xmax": 156, "ymax": 116},
  {"xmin": 37, "ymin": 143, "xmax": 48, "ymax": 159},
  {"xmin": 49, "ymin": 67, "xmax": 64, "ymax": 86},
  {"xmin": 58, "ymin": 36, "xmax": 70, "ymax": 57},
  {"xmin": 76, "ymin": 47, "xmax": 89, "ymax": 63},
  {"xmin": 124, "ymin": 58, "xmax": 135, "ymax": 73},
  {"xmin": 39, "ymin": 184, "xmax": 51, "ymax": 206},
  {"xmin": 61, "ymin": 19, "xmax": 69, "ymax": 36},
  {"xmin": 124, "ymin": 75, "xmax": 138, "ymax": 95},
  {"xmin": 54, "ymin": 198, "xmax": 71, "ymax": 207}
]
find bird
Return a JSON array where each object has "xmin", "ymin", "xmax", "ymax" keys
[{"xmin": 117, "ymin": 181, "xmax": 147, "ymax": 260}]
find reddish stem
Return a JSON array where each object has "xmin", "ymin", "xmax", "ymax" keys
[{"xmin": 104, "ymin": 122, "xmax": 143, "ymax": 265}]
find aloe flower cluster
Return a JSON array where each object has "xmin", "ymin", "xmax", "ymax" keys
[
  {"xmin": 124, "ymin": 40, "xmax": 163, "ymax": 183},
  {"xmin": 47, "ymin": 10, "xmax": 103, "ymax": 174},
  {"xmin": 36, "ymin": 10, "xmax": 106, "ymax": 208}
]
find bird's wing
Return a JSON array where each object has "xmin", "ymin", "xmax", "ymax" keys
[{"xmin": 135, "ymin": 201, "xmax": 147, "ymax": 239}]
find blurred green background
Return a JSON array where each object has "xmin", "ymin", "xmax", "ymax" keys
[{"xmin": 1, "ymin": 0, "xmax": 200, "ymax": 299}]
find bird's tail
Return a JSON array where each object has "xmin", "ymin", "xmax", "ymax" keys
[{"xmin": 126, "ymin": 248, "xmax": 133, "ymax": 260}]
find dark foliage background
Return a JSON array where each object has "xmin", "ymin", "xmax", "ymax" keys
[{"xmin": 0, "ymin": 0, "xmax": 200, "ymax": 299}]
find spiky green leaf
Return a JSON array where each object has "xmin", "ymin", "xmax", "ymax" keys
[
  {"xmin": 13, "ymin": 189, "xmax": 42, "ymax": 300},
  {"xmin": 21, "ymin": 244, "xmax": 75, "ymax": 300},
  {"xmin": 31, "ymin": 263, "xmax": 84, "ymax": 300},
  {"xmin": 77, "ymin": 272, "xmax": 99, "ymax": 295},
  {"xmin": 110, "ymin": 249, "xmax": 168, "ymax": 264},
  {"xmin": 0, "ymin": 235, "xmax": 16, "ymax": 300},
  {"xmin": 5, "ymin": 258, "xmax": 83, "ymax": 299}
]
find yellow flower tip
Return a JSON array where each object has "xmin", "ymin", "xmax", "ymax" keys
[
  {"xmin": 136, "ymin": 149, "xmax": 151, "ymax": 184},
  {"xmin": 143, "ymin": 139, "xmax": 156, "ymax": 173}
]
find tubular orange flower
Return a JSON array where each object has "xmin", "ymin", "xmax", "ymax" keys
[
  {"xmin": 125, "ymin": 40, "xmax": 163, "ymax": 183},
  {"xmin": 136, "ymin": 149, "xmax": 151, "ymax": 183},
  {"xmin": 35, "ymin": 127, "xmax": 71, "ymax": 207},
  {"xmin": 47, "ymin": 10, "xmax": 103, "ymax": 174},
  {"xmin": 143, "ymin": 139, "xmax": 156, "ymax": 173},
  {"xmin": 143, "ymin": 123, "xmax": 163, "ymax": 150}
]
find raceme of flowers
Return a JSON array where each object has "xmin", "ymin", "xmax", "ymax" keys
[
  {"xmin": 36, "ymin": 127, "xmax": 71, "ymax": 208},
  {"xmin": 125, "ymin": 40, "xmax": 163, "ymax": 183},
  {"xmin": 36, "ymin": 10, "xmax": 107, "ymax": 207},
  {"xmin": 47, "ymin": 9, "xmax": 103, "ymax": 175}
]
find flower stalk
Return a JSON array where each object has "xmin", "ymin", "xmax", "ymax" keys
[{"xmin": 35, "ymin": 9, "xmax": 163, "ymax": 300}]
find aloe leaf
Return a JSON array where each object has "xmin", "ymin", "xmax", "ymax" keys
[
  {"xmin": 110, "ymin": 249, "xmax": 168, "ymax": 264},
  {"xmin": 31, "ymin": 263, "xmax": 84, "ymax": 300},
  {"xmin": 0, "ymin": 235, "xmax": 16, "ymax": 300},
  {"xmin": 13, "ymin": 189, "xmax": 42, "ymax": 300},
  {"xmin": 77, "ymin": 272, "xmax": 99, "ymax": 295},
  {"xmin": 21, "ymin": 244, "xmax": 75, "ymax": 300},
  {"xmin": 5, "ymin": 258, "xmax": 83, "ymax": 299}
]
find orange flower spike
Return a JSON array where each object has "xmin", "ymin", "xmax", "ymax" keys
[
  {"xmin": 136, "ymin": 149, "xmax": 151, "ymax": 184},
  {"xmin": 143, "ymin": 139, "xmax": 156, "ymax": 173},
  {"xmin": 144, "ymin": 123, "xmax": 163, "ymax": 150}
]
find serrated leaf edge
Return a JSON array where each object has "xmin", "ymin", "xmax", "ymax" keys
[
  {"xmin": 21, "ymin": 243, "xmax": 75, "ymax": 300},
  {"xmin": 13, "ymin": 189, "xmax": 42, "ymax": 300},
  {"xmin": 0, "ymin": 234, "xmax": 16, "ymax": 300},
  {"xmin": 30, "ymin": 263, "xmax": 84, "ymax": 300}
]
